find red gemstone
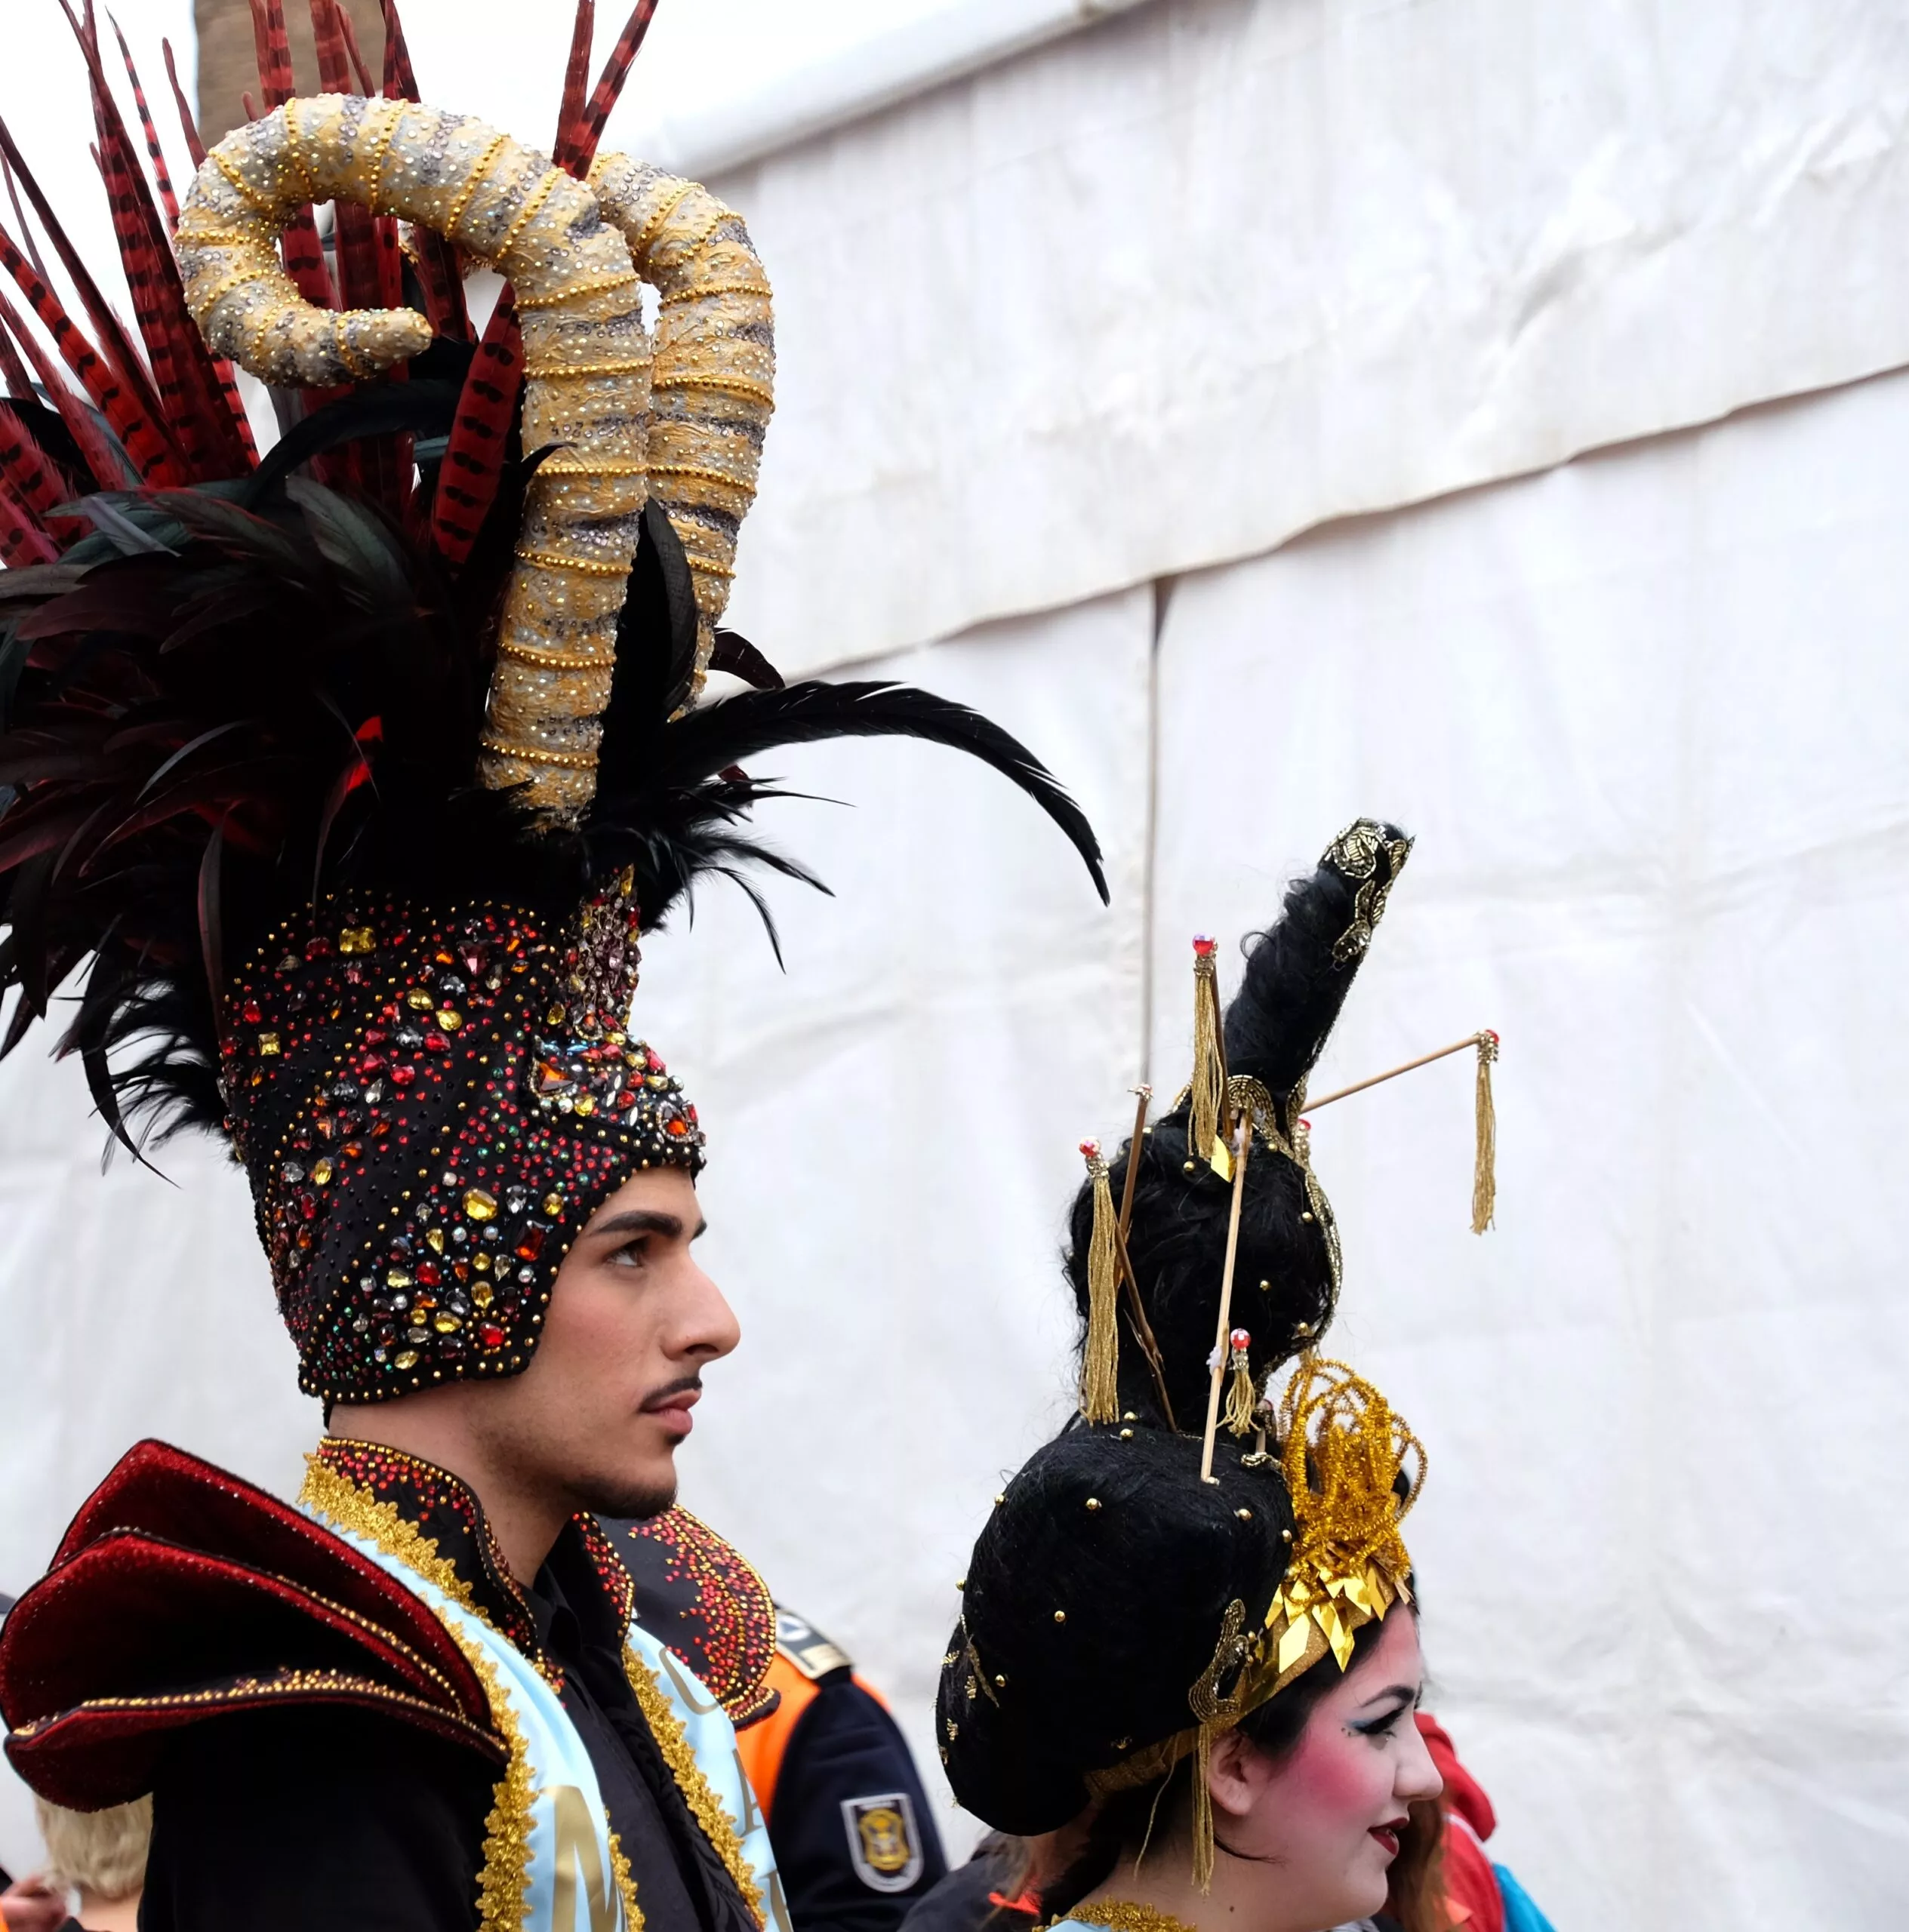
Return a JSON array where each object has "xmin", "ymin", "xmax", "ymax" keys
[
  {"xmin": 358, "ymin": 1052, "xmax": 386, "ymax": 1075},
  {"xmin": 1193, "ymin": 935, "xmax": 1218, "ymax": 957},
  {"xmin": 389, "ymin": 1064, "xmax": 417, "ymax": 1088},
  {"xmin": 423, "ymin": 1032, "xmax": 450, "ymax": 1055},
  {"xmin": 1079, "ymin": 1140, "xmax": 1101, "ymax": 1158},
  {"xmin": 304, "ymin": 937, "xmax": 331, "ymax": 960},
  {"xmin": 645, "ymin": 1049, "xmax": 664, "ymax": 1072},
  {"xmin": 515, "ymin": 1227, "xmax": 544, "ymax": 1261},
  {"xmin": 241, "ymin": 1000, "xmax": 262, "ymax": 1024},
  {"xmin": 415, "ymin": 1260, "xmax": 442, "ymax": 1287},
  {"xmin": 665, "ymin": 1118, "xmax": 689, "ymax": 1137},
  {"xmin": 478, "ymin": 1323, "xmax": 506, "ymax": 1349}
]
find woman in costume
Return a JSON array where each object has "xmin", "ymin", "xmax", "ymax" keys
[
  {"xmin": 0, "ymin": 6, "xmax": 1104, "ymax": 1929},
  {"xmin": 938, "ymin": 824, "xmax": 1477, "ymax": 1932}
]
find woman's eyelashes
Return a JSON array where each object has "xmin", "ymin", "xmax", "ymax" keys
[{"xmin": 1351, "ymin": 1696, "xmax": 1415, "ymax": 1739}]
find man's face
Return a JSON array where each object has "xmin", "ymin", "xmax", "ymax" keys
[{"xmin": 465, "ymin": 1165, "xmax": 738, "ymax": 1522}]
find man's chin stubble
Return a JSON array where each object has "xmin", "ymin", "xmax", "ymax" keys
[{"xmin": 570, "ymin": 1471, "xmax": 679, "ymax": 1523}]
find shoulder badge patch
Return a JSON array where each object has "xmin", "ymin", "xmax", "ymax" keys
[
  {"xmin": 840, "ymin": 1792, "xmax": 925, "ymax": 1894},
  {"xmin": 776, "ymin": 1605, "xmax": 853, "ymax": 1681}
]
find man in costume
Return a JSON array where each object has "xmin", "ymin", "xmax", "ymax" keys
[{"xmin": 0, "ymin": 6, "xmax": 1105, "ymax": 1929}]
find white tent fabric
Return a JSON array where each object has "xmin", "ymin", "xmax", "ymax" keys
[
  {"xmin": 4, "ymin": 2, "xmax": 1909, "ymax": 1923},
  {"xmin": 709, "ymin": 0, "xmax": 1909, "ymax": 671}
]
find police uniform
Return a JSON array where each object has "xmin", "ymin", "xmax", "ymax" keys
[{"xmin": 735, "ymin": 1611, "xmax": 947, "ymax": 1932}]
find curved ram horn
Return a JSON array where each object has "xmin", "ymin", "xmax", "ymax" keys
[
  {"xmin": 174, "ymin": 94, "xmax": 654, "ymax": 823},
  {"xmin": 588, "ymin": 155, "xmax": 774, "ymax": 703}
]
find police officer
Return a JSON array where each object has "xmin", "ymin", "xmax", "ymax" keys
[{"xmin": 735, "ymin": 1608, "xmax": 948, "ymax": 1931}]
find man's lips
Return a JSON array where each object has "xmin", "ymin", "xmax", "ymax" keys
[
  {"xmin": 1369, "ymin": 1818, "xmax": 1408, "ymax": 1859},
  {"xmin": 642, "ymin": 1384, "xmax": 701, "ymax": 1438}
]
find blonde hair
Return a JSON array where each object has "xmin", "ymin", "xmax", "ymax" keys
[{"xmin": 33, "ymin": 1795, "xmax": 152, "ymax": 1900}]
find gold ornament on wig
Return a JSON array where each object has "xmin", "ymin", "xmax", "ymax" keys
[
  {"xmin": 1256, "ymin": 1355, "xmax": 1421, "ymax": 1690},
  {"xmin": 1188, "ymin": 934, "xmax": 1230, "ymax": 1175},
  {"xmin": 1077, "ymin": 1141, "xmax": 1121, "ymax": 1424},
  {"xmin": 1471, "ymin": 1029, "xmax": 1498, "ymax": 1233},
  {"xmin": 174, "ymin": 96, "xmax": 772, "ymax": 823}
]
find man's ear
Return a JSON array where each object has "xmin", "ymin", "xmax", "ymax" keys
[{"xmin": 1206, "ymin": 1727, "xmax": 1276, "ymax": 1823}]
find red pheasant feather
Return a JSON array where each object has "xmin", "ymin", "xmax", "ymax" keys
[
  {"xmin": 574, "ymin": 1, "xmax": 663, "ymax": 173},
  {"xmin": 0, "ymin": 281, "xmax": 130, "ymax": 491},
  {"xmin": 161, "ymin": 39, "xmax": 207, "ymax": 168},
  {"xmin": 431, "ymin": 294, "xmax": 521, "ymax": 565},
  {"xmin": 109, "ymin": 14, "xmax": 180, "ymax": 228}
]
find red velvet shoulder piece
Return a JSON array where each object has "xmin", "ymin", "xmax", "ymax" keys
[
  {"xmin": 599, "ymin": 1507, "xmax": 780, "ymax": 1729},
  {"xmin": 0, "ymin": 1441, "xmax": 503, "ymax": 1809}
]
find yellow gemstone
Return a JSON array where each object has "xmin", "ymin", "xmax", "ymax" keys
[
  {"xmin": 463, "ymin": 1188, "xmax": 497, "ymax": 1221},
  {"xmin": 547, "ymin": 1004, "xmax": 567, "ymax": 1026},
  {"xmin": 405, "ymin": 988, "xmax": 433, "ymax": 1011},
  {"xmin": 473, "ymin": 1252, "xmax": 491, "ymax": 1272},
  {"xmin": 472, "ymin": 1281, "xmax": 494, "ymax": 1309},
  {"xmin": 433, "ymin": 1312, "xmax": 461, "ymax": 1334},
  {"xmin": 541, "ymin": 1193, "xmax": 563, "ymax": 1217},
  {"xmin": 424, "ymin": 1228, "xmax": 445, "ymax": 1254},
  {"xmin": 311, "ymin": 1158, "xmax": 334, "ymax": 1186},
  {"xmin": 386, "ymin": 1269, "xmax": 412, "ymax": 1290},
  {"xmin": 573, "ymin": 1094, "xmax": 596, "ymax": 1117},
  {"xmin": 257, "ymin": 1032, "xmax": 281, "ymax": 1056},
  {"xmin": 436, "ymin": 1009, "xmax": 463, "ymax": 1032},
  {"xmin": 338, "ymin": 926, "xmax": 375, "ymax": 955},
  {"xmin": 394, "ymin": 1349, "xmax": 419, "ymax": 1371}
]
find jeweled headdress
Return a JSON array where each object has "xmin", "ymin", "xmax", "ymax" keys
[{"xmin": 0, "ymin": 2, "xmax": 1104, "ymax": 1402}]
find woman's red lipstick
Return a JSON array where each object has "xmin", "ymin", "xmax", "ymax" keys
[{"xmin": 1369, "ymin": 1818, "xmax": 1407, "ymax": 1858}]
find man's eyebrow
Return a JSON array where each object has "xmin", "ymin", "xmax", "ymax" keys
[{"xmin": 587, "ymin": 1210, "xmax": 684, "ymax": 1240}]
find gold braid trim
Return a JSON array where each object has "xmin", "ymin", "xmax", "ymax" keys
[
  {"xmin": 622, "ymin": 1644, "xmax": 766, "ymax": 1928},
  {"xmin": 299, "ymin": 1459, "xmax": 535, "ymax": 1931},
  {"xmin": 1054, "ymin": 1904, "xmax": 1199, "ymax": 1932},
  {"xmin": 300, "ymin": 1457, "xmax": 480, "ymax": 1615},
  {"xmin": 609, "ymin": 1829, "xmax": 644, "ymax": 1930}
]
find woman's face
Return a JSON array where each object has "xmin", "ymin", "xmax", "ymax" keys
[{"xmin": 1208, "ymin": 1609, "xmax": 1443, "ymax": 1927}]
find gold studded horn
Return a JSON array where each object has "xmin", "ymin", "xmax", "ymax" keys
[
  {"xmin": 177, "ymin": 95, "xmax": 773, "ymax": 823},
  {"xmin": 587, "ymin": 155, "xmax": 774, "ymax": 703}
]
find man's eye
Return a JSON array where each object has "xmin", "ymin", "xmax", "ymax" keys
[{"xmin": 611, "ymin": 1239, "xmax": 648, "ymax": 1268}]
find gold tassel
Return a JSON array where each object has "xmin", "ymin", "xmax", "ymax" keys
[
  {"xmin": 1190, "ymin": 937, "xmax": 1226, "ymax": 1168},
  {"xmin": 1079, "ymin": 1142, "xmax": 1120, "ymax": 1422},
  {"xmin": 1191, "ymin": 1721, "xmax": 1216, "ymax": 1891},
  {"xmin": 1471, "ymin": 1030, "xmax": 1498, "ymax": 1234},
  {"xmin": 1222, "ymin": 1328, "xmax": 1258, "ymax": 1437}
]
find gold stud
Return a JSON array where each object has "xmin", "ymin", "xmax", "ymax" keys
[
  {"xmin": 1053, "ymin": 1610, "xmax": 1067, "ymax": 1624},
  {"xmin": 1258, "ymin": 1279, "xmax": 1270, "ymax": 1291},
  {"xmin": 994, "ymin": 1675, "xmax": 1007, "ymax": 1688},
  {"xmin": 993, "ymin": 1493, "xmax": 1005, "ymax": 1506},
  {"xmin": 1119, "ymin": 1428, "xmax": 1134, "ymax": 1441},
  {"xmin": 1282, "ymin": 1527, "xmax": 1293, "ymax": 1542},
  {"xmin": 1235, "ymin": 1508, "xmax": 1252, "ymax": 1521},
  {"xmin": 956, "ymin": 1577, "xmax": 966, "ymax": 1590},
  {"xmin": 1085, "ymin": 1497, "xmax": 1101, "ymax": 1511}
]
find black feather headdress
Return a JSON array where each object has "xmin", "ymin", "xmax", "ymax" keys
[{"xmin": 0, "ymin": 2, "xmax": 1106, "ymax": 1403}]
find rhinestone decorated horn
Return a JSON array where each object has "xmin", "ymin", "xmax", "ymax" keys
[{"xmin": 177, "ymin": 94, "xmax": 771, "ymax": 821}]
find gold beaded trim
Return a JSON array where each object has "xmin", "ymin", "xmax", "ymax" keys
[
  {"xmin": 521, "ymin": 356, "xmax": 654, "ymax": 381},
  {"xmin": 479, "ymin": 735, "xmax": 598, "ymax": 771},
  {"xmin": 493, "ymin": 168, "xmax": 563, "ymax": 266},
  {"xmin": 536, "ymin": 457, "xmax": 649, "ymax": 477},
  {"xmin": 651, "ymin": 372, "xmax": 775, "ymax": 408},
  {"xmin": 513, "ymin": 545, "xmax": 631, "ymax": 579},
  {"xmin": 516, "ymin": 269, "xmax": 641, "ymax": 310},
  {"xmin": 660, "ymin": 278, "xmax": 771, "ymax": 306},
  {"xmin": 646, "ymin": 462, "xmax": 753, "ymax": 491},
  {"xmin": 363, "ymin": 97, "xmax": 408, "ymax": 214},
  {"xmin": 333, "ymin": 313, "xmax": 376, "ymax": 381},
  {"xmin": 612, "ymin": 175, "xmax": 697, "ymax": 262},
  {"xmin": 498, "ymin": 638, "xmax": 615, "ymax": 672},
  {"xmin": 194, "ymin": 258, "xmax": 283, "ymax": 313},
  {"xmin": 623, "ymin": 1645, "xmax": 765, "ymax": 1927},
  {"xmin": 212, "ymin": 146, "xmax": 277, "ymax": 217},
  {"xmin": 445, "ymin": 132, "xmax": 509, "ymax": 236}
]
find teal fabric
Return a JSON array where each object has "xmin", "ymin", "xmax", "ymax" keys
[{"xmin": 1495, "ymin": 1862, "xmax": 1558, "ymax": 1932}]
